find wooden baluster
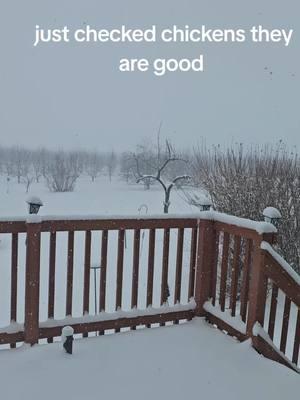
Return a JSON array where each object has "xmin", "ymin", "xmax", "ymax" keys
[
  {"xmin": 131, "ymin": 229, "xmax": 140, "ymax": 330},
  {"xmin": 292, "ymin": 309, "xmax": 300, "ymax": 365},
  {"xmin": 219, "ymin": 232, "xmax": 230, "ymax": 312},
  {"xmin": 160, "ymin": 228, "xmax": 170, "ymax": 326},
  {"xmin": 115, "ymin": 230, "xmax": 125, "ymax": 332},
  {"xmin": 240, "ymin": 239, "xmax": 252, "ymax": 322},
  {"xmin": 10, "ymin": 233, "xmax": 18, "ymax": 348},
  {"xmin": 267, "ymin": 283, "xmax": 278, "ymax": 340},
  {"xmin": 161, "ymin": 228, "xmax": 170, "ymax": 305},
  {"xmin": 83, "ymin": 230, "xmax": 91, "ymax": 337},
  {"xmin": 174, "ymin": 228, "xmax": 184, "ymax": 304},
  {"xmin": 99, "ymin": 230, "xmax": 108, "ymax": 335},
  {"xmin": 230, "ymin": 236, "xmax": 241, "ymax": 316},
  {"xmin": 210, "ymin": 232, "xmax": 219, "ymax": 307},
  {"xmin": 188, "ymin": 227, "xmax": 198, "ymax": 302},
  {"xmin": 174, "ymin": 228, "xmax": 184, "ymax": 324},
  {"xmin": 280, "ymin": 295, "xmax": 291, "ymax": 354},
  {"xmin": 66, "ymin": 231, "xmax": 74, "ymax": 316},
  {"xmin": 47, "ymin": 232, "xmax": 56, "ymax": 343},
  {"xmin": 99, "ymin": 230, "xmax": 108, "ymax": 312},
  {"xmin": 146, "ymin": 229, "xmax": 155, "ymax": 328}
]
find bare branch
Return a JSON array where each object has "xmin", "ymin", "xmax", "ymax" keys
[{"xmin": 137, "ymin": 175, "xmax": 167, "ymax": 191}]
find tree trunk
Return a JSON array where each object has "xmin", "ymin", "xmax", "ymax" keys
[{"xmin": 164, "ymin": 190, "xmax": 170, "ymax": 213}]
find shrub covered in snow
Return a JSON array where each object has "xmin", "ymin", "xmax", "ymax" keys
[
  {"xmin": 44, "ymin": 151, "xmax": 81, "ymax": 192},
  {"xmin": 193, "ymin": 141, "xmax": 300, "ymax": 273}
]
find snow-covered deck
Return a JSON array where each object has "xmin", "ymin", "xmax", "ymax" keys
[{"xmin": 0, "ymin": 319, "xmax": 298, "ymax": 400}]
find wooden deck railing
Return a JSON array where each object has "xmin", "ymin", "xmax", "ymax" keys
[
  {"xmin": 252, "ymin": 243, "xmax": 300, "ymax": 370},
  {"xmin": 0, "ymin": 216, "xmax": 199, "ymax": 346},
  {"xmin": 200, "ymin": 218, "xmax": 300, "ymax": 372},
  {"xmin": 0, "ymin": 213, "xmax": 299, "ymax": 372}
]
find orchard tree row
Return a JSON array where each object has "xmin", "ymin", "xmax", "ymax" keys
[{"xmin": 0, "ymin": 147, "xmax": 117, "ymax": 192}]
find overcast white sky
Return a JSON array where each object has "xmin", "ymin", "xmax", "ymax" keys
[{"xmin": 0, "ymin": 0, "xmax": 299, "ymax": 152}]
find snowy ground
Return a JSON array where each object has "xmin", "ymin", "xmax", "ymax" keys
[
  {"xmin": 0, "ymin": 319, "xmax": 299, "ymax": 400},
  {"xmin": 0, "ymin": 175, "xmax": 195, "ymax": 217}
]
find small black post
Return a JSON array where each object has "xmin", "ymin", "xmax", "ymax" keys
[{"xmin": 62, "ymin": 326, "xmax": 74, "ymax": 354}]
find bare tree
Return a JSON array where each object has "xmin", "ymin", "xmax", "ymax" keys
[
  {"xmin": 137, "ymin": 140, "xmax": 191, "ymax": 213},
  {"xmin": 21, "ymin": 173, "xmax": 34, "ymax": 193},
  {"xmin": 32, "ymin": 148, "xmax": 47, "ymax": 183},
  {"xmin": 85, "ymin": 152, "xmax": 104, "ymax": 182},
  {"xmin": 10, "ymin": 147, "xmax": 31, "ymax": 184},
  {"xmin": 106, "ymin": 151, "xmax": 117, "ymax": 182},
  {"xmin": 130, "ymin": 149, "xmax": 156, "ymax": 190},
  {"xmin": 15, "ymin": 149, "xmax": 35, "ymax": 192},
  {"xmin": 1, "ymin": 148, "xmax": 15, "ymax": 179},
  {"xmin": 119, "ymin": 151, "xmax": 133, "ymax": 183}
]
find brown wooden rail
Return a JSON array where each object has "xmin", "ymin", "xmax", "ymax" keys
[
  {"xmin": 252, "ymin": 248, "xmax": 300, "ymax": 370},
  {"xmin": 0, "ymin": 214, "xmax": 299, "ymax": 373},
  {"xmin": 0, "ymin": 217, "xmax": 199, "ymax": 346},
  {"xmin": 201, "ymin": 219, "xmax": 299, "ymax": 372}
]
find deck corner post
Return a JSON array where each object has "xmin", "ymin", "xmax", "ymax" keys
[
  {"xmin": 246, "ymin": 232, "xmax": 275, "ymax": 340},
  {"xmin": 24, "ymin": 220, "xmax": 42, "ymax": 345},
  {"xmin": 194, "ymin": 219, "xmax": 216, "ymax": 317}
]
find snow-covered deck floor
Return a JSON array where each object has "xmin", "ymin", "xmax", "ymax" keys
[{"xmin": 0, "ymin": 319, "xmax": 298, "ymax": 399}]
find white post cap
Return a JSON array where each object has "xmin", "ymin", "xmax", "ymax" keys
[
  {"xmin": 263, "ymin": 207, "xmax": 282, "ymax": 220},
  {"xmin": 62, "ymin": 326, "xmax": 74, "ymax": 337}
]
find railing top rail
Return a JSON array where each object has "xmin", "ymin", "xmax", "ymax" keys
[
  {"xmin": 261, "ymin": 241, "xmax": 300, "ymax": 307},
  {"xmin": 201, "ymin": 211, "xmax": 277, "ymax": 236},
  {"xmin": 0, "ymin": 213, "xmax": 199, "ymax": 223},
  {"xmin": 0, "ymin": 211, "xmax": 277, "ymax": 235},
  {"xmin": 0, "ymin": 220, "xmax": 27, "ymax": 233},
  {"xmin": 261, "ymin": 241, "xmax": 300, "ymax": 285},
  {"xmin": 40, "ymin": 218, "xmax": 199, "ymax": 232}
]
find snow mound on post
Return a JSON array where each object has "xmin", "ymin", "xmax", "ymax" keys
[
  {"xmin": 26, "ymin": 196, "xmax": 43, "ymax": 206},
  {"xmin": 62, "ymin": 326, "xmax": 74, "ymax": 337},
  {"xmin": 263, "ymin": 207, "xmax": 282, "ymax": 219}
]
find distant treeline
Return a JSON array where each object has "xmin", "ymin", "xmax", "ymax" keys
[{"xmin": 0, "ymin": 140, "xmax": 299, "ymax": 272}]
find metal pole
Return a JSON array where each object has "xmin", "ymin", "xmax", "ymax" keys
[{"xmin": 90, "ymin": 266, "xmax": 101, "ymax": 314}]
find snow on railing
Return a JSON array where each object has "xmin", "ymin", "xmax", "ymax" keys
[
  {"xmin": 0, "ymin": 211, "xmax": 277, "ymax": 234},
  {"xmin": 204, "ymin": 302, "xmax": 246, "ymax": 335},
  {"xmin": 261, "ymin": 241, "xmax": 300, "ymax": 286},
  {"xmin": 0, "ymin": 301, "xmax": 196, "ymax": 335},
  {"xmin": 253, "ymin": 323, "xmax": 300, "ymax": 373}
]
